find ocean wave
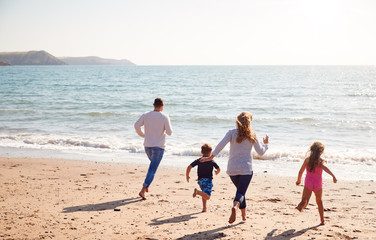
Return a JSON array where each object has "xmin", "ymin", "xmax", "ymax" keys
[
  {"xmin": 0, "ymin": 134, "xmax": 119, "ymax": 151},
  {"xmin": 1, "ymin": 133, "xmax": 375, "ymax": 165},
  {"xmin": 0, "ymin": 109, "xmax": 37, "ymax": 114},
  {"xmin": 173, "ymin": 115, "xmax": 232, "ymax": 124},
  {"xmin": 285, "ymin": 117, "xmax": 315, "ymax": 122},
  {"xmin": 45, "ymin": 139, "xmax": 111, "ymax": 149},
  {"xmin": 83, "ymin": 112, "xmax": 124, "ymax": 117},
  {"xmin": 169, "ymin": 147, "xmax": 376, "ymax": 164},
  {"xmin": 347, "ymin": 93, "xmax": 376, "ymax": 98}
]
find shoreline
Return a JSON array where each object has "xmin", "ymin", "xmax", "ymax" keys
[
  {"xmin": 1, "ymin": 156, "xmax": 375, "ymax": 239},
  {"xmin": 0, "ymin": 146, "xmax": 375, "ymax": 182}
]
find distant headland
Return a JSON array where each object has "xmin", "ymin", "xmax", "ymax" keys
[{"xmin": 0, "ymin": 50, "xmax": 136, "ymax": 66}]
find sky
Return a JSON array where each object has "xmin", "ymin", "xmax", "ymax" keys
[{"xmin": 1, "ymin": 0, "xmax": 376, "ymax": 65}]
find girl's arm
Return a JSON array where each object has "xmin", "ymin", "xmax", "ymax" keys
[
  {"xmin": 321, "ymin": 161, "xmax": 337, "ymax": 183},
  {"xmin": 296, "ymin": 158, "xmax": 308, "ymax": 185}
]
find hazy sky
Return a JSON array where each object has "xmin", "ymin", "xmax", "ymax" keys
[{"xmin": 1, "ymin": 0, "xmax": 375, "ymax": 65}]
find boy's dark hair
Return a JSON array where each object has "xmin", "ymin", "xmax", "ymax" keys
[
  {"xmin": 154, "ymin": 98, "xmax": 164, "ymax": 107},
  {"xmin": 201, "ymin": 143, "xmax": 212, "ymax": 155}
]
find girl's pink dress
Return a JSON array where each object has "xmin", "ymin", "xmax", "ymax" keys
[{"xmin": 304, "ymin": 166, "xmax": 323, "ymax": 192}]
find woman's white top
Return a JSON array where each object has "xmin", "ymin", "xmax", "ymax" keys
[{"xmin": 212, "ymin": 129, "xmax": 268, "ymax": 176}]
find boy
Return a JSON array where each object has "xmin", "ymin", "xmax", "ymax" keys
[{"xmin": 186, "ymin": 143, "xmax": 220, "ymax": 212}]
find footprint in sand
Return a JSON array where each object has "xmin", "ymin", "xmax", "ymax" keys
[
  {"xmin": 324, "ymin": 208, "xmax": 337, "ymax": 212},
  {"xmin": 362, "ymin": 207, "xmax": 373, "ymax": 211}
]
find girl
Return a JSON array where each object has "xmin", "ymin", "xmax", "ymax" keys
[
  {"xmin": 201, "ymin": 112, "xmax": 269, "ymax": 223},
  {"xmin": 296, "ymin": 141, "xmax": 337, "ymax": 225}
]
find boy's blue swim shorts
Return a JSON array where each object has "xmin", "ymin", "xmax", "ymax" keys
[{"xmin": 198, "ymin": 178, "xmax": 213, "ymax": 196}]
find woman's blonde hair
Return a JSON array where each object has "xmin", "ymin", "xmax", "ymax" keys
[
  {"xmin": 236, "ymin": 112, "xmax": 257, "ymax": 143},
  {"xmin": 307, "ymin": 141, "xmax": 325, "ymax": 172}
]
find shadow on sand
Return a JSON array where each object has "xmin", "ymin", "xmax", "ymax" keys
[
  {"xmin": 149, "ymin": 212, "xmax": 202, "ymax": 226},
  {"xmin": 265, "ymin": 224, "xmax": 322, "ymax": 240},
  {"xmin": 177, "ymin": 222, "xmax": 245, "ymax": 240},
  {"xmin": 62, "ymin": 197, "xmax": 141, "ymax": 213}
]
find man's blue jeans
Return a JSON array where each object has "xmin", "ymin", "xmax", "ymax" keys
[{"xmin": 143, "ymin": 147, "xmax": 165, "ymax": 188}]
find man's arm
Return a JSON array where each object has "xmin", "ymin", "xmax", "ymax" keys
[
  {"xmin": 134, "ymin": 114, "xmax": 145, "ymax": 138},
  {"xmin": 165, "ymin": 116, "xmax": 173, "ymax": 136}
]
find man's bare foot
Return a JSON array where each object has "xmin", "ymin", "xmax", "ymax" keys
[
  {"xmin": 139, "ymin": 192, "xmax": 146, "ymax": 200},
  {"xmin": 229, "ymin": 207, "xmax": 236, "ymax": 224},
  {"xmin": 145, "ymin": 187, "xmax": 148, "ymax": 192},
  {"xmin": 202, "ymin": 208, "xmax": 207, "ymax": 212},
  {"xmin": 320, "ymin": 221, "xmax": 325, "ymax": 226},
  {"xmin": 193, "ymin": 188, "xmax": 197, "ymax": 198},
  {"xmin": 139, "ymin": 186, "xmax": 147, "ymax": 200}
]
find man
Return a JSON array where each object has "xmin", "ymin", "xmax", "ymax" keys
[{"xmin": 134, "ymin": 98, "xmax": 173, "ymax": 200}]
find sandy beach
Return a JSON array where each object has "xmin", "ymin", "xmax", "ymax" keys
[{"xmin": 0, "ymin": 157, "xmax": 375, "ymax": 239}]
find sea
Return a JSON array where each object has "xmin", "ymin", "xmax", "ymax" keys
[{"xmin": 1, "ymin": 65, "xmax": 375, "ymax": 181}]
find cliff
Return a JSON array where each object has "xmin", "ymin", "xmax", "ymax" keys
[
  {"xmin": 0, "ymin": 51, "xmax": 66, "ymax": 65},
  {"xmin": 59, "ymin": 56, "xmax": 136, "ymax": 65},
  {"xmin": 0, "ymin": 61, "xmax": 11, "ymax": 66},
  {"xmin": 0, "ymin": 51, "xmax": 136, "ymax": 66}
]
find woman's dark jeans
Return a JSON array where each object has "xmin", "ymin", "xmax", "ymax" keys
[{"xmin": 230, "ymin": 173, "xmax": 253, "ymax": 209}]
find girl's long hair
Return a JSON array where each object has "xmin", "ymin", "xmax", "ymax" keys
[
  {"xmin": 236, "ymin": 112, "xmax": 257, "ymax": 143},
  {"xmin": 307, "ymin": 141, "xmax": 325, "ymax": 172}
]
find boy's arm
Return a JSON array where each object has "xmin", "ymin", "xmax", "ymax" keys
[
  {"xmin": 213, "ymin": 162, "xmax": 220, "ymax": 175},
  {"xmin": 296, "ymin": 158, "xmax": 308, "ymax": 185},
  {"xmin": 186, "ymin": 165, "xmax": 193, "ymax": 182},
  {"xmin": 322, "ymin": 163, "xmax": 337, "ymax": 183}
]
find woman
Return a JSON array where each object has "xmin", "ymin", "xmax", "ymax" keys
[{"xmin": 201, "ymin": 112, "xmax": 269, "ymax": 223}]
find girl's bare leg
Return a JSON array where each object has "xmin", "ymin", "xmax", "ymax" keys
[
  {"xmin": 229, "ymin": 201, "xmax": 240, "ymax": 224},
  {"xmin": 296, "ymin": 186, "xmax": 312, "ymax": 211},
  {"xmin": 314, "ymin": 189, "xmax": 325, "ymax": 225}
]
